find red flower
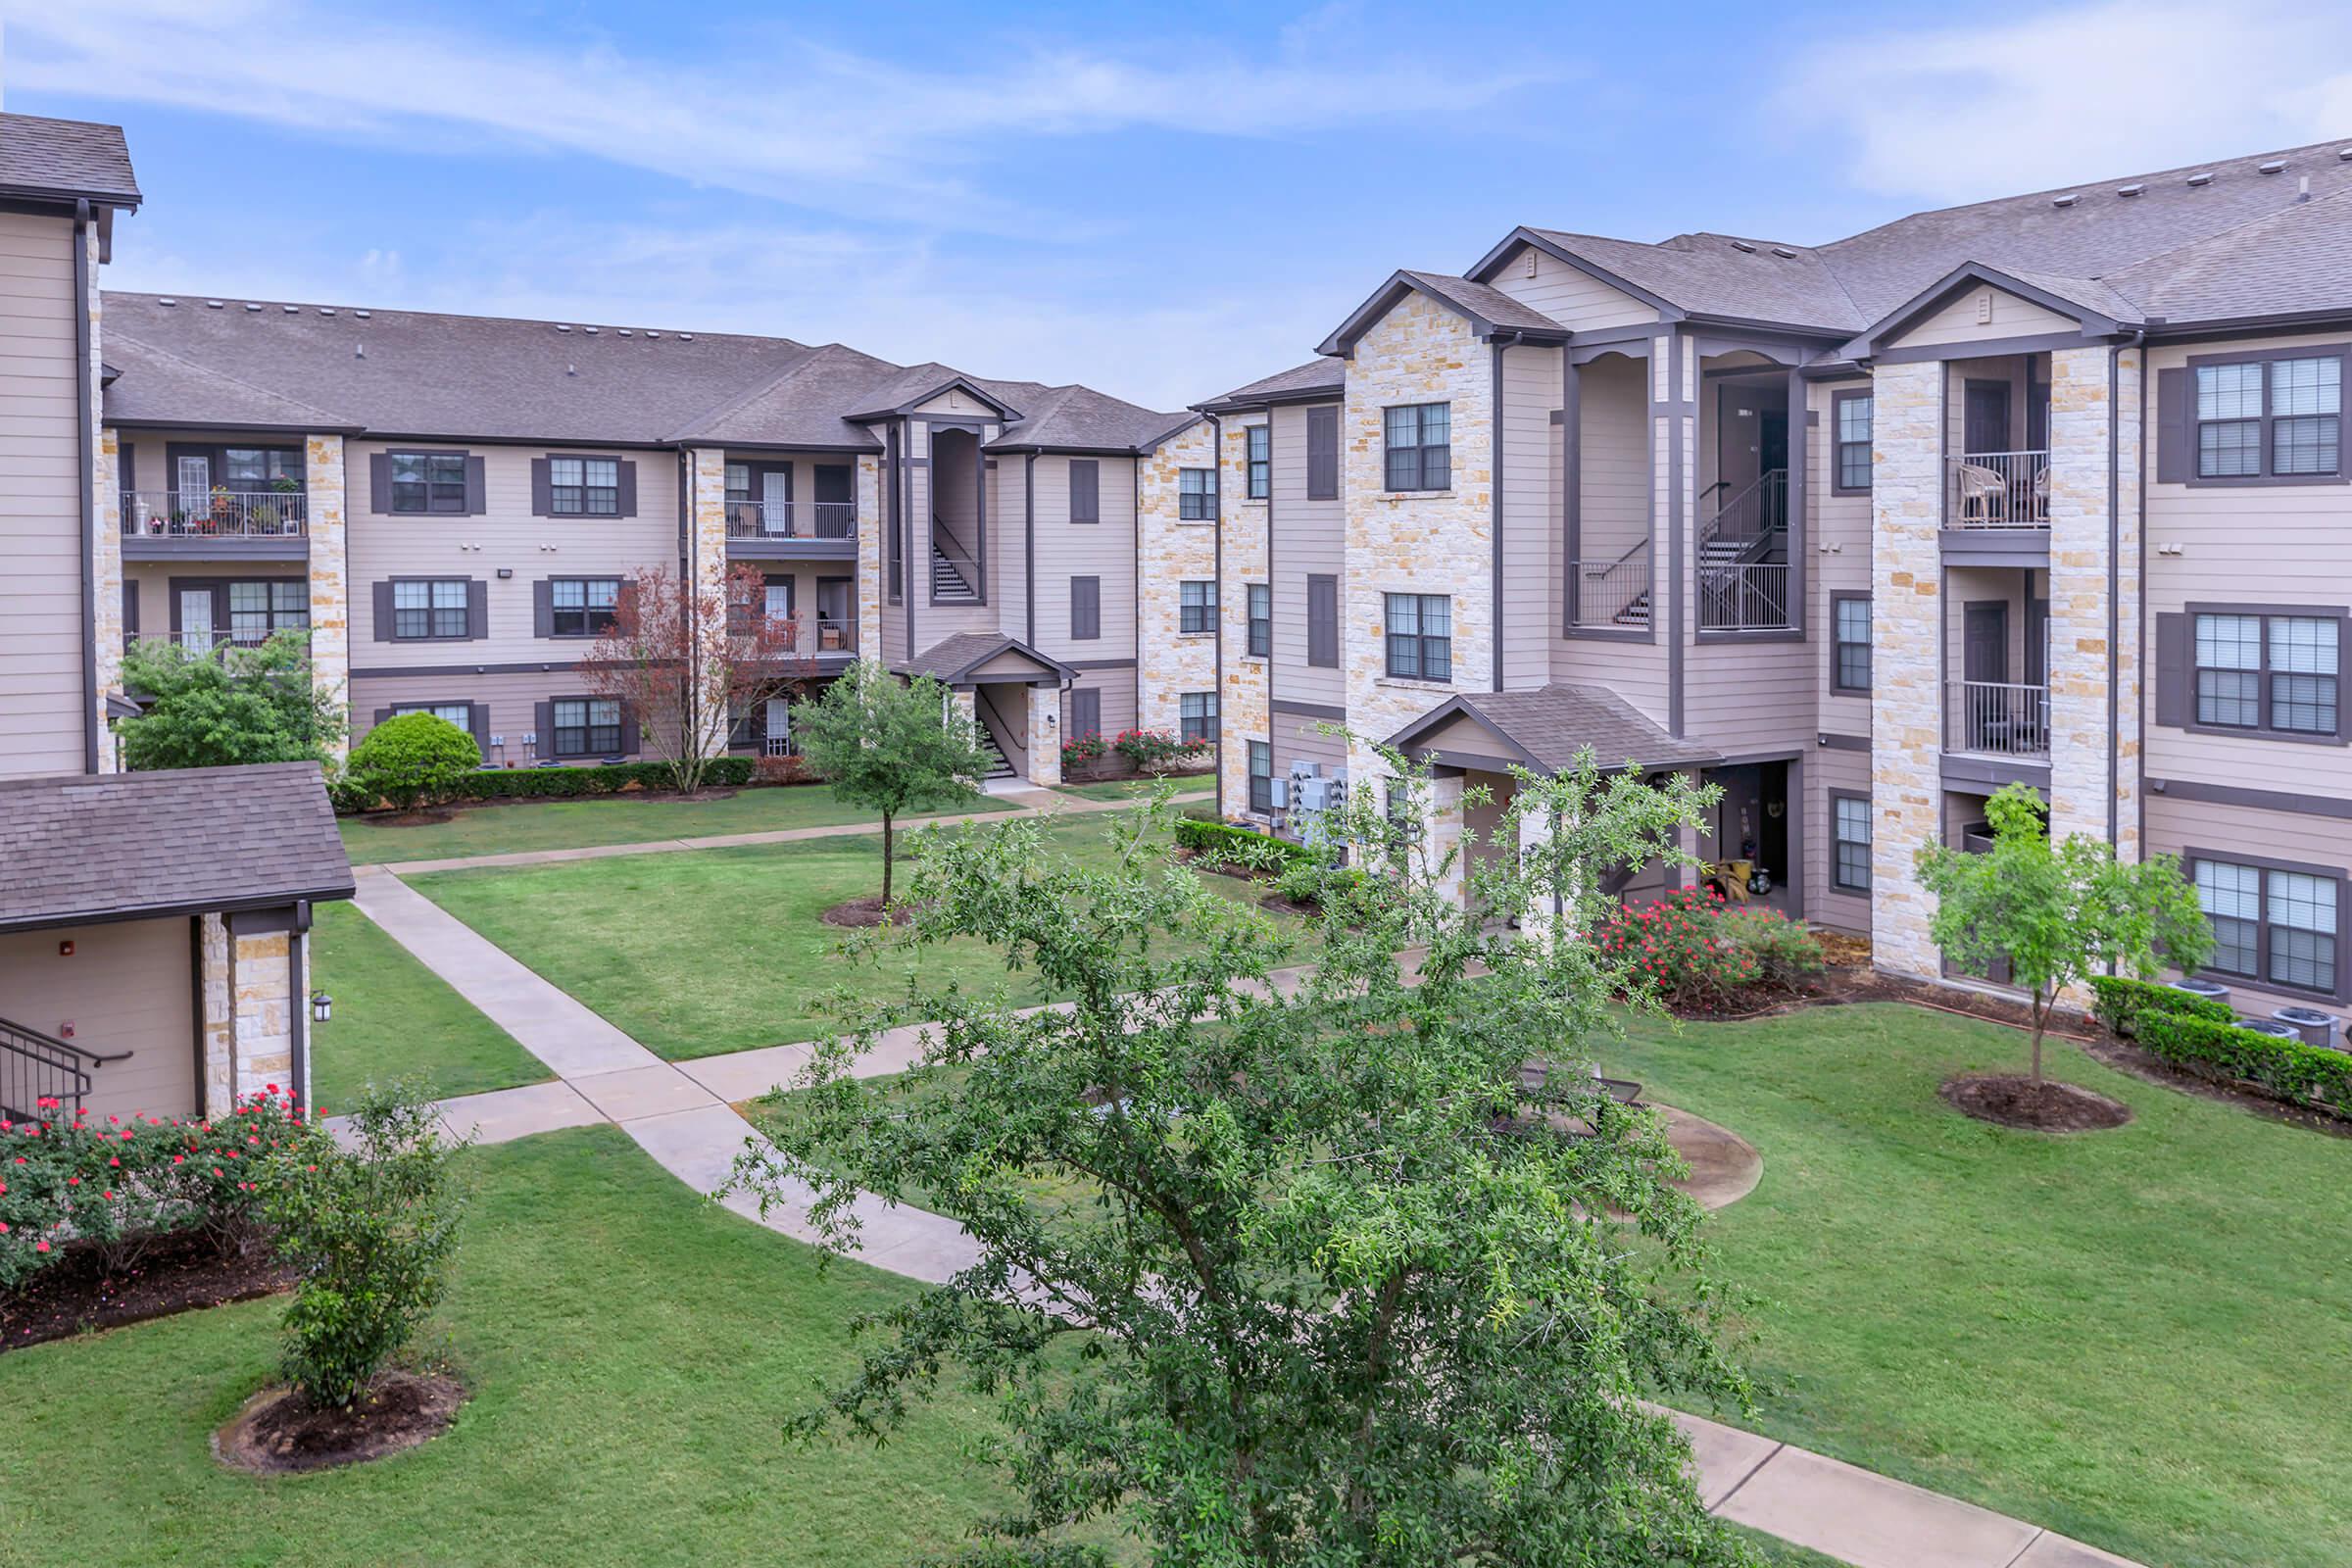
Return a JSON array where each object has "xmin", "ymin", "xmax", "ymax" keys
[{"xmin": 33, "ymin": 1240, "xmax": 48, "ymax": 1253}]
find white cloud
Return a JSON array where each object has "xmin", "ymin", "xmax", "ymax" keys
[{"xmin": 1786, "ymin": 0, "xmax": 2352, "ymax": 204}]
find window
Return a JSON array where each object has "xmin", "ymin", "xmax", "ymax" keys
[
  {"xmin": 1179, "ymin": 467, "xmax": 1217, "ymax": 521},
  {"xmin": 551, "ymin": 697, "xmax": 622, "ymax": 758},
  {"xmin": 1248, "ymin": 740, "xmax": 1274, "ymax": 812},
  {"xmin": 1180, "ymin": 579, "xmax": 1217, "ymax": 635},
  {"xmin": 2194, "ymin": 856, "xmax": 2343, "ymax": 998},
  {"xmin": 2192, "ymin": 611, "xmax": 2338, "ymax": 736},
  {"xmin": 390, "ymin": 579, "xmax": 468, "ymax": 640},
  {"xmin": 1180, "ymin": 691, "xmax": 1216, "ymax": 746},
  {"xmin": 1384, "ymin": 778, "xmax": 1422, "ymax": 844},
  {"xmin": 1070, "ymin": 459, "xmax": 1101, "ymax": 523},
  {"xmin": 226, "ymin": 580, "xmax": 308, "ymax": 644},
  {"xmin": 1384, "ymin": 593, "xmax": 1451, "ymax": 681},
  {"xmin": 1307, "ymin": 574, "xmax": 1339, "ymax": 667},
  {"xmin": 221, "ymin": 447, "xmax": 306, "ymax": 491},
  {"xmin": 1246, "ymin": 424, "xmax": 1270, "ymax": 499},
  {"xmin": 391, "ymin": 452, "xmax": 466, "ymax": 514},
  {"xmin": 1834, "ymin": 393, "xmax": 1873, "ymax": 493},
  {"xmin": 1305, "ymin": 405, "xmax": 1339, "ymax": 500},
  {"xmin": 2195, "ymin": 353, "xmax": 2342, "ymax": 480},
  {"xmin": 551, "ymin": 577, "xmax": 619, "ymax": 638},
  {"xmin": 1246, "ymin": 583, "xmax": 1271, "ymax": 658},
  {"xmin": 725, "ymin": 463, "xmax": 752, "ymax": 506},
  {"xmin": 549, "ymin": 456, "xmax": 620, "ymax": 516},
  {"xmin": 1383, "ymin": 403, "xmax": 1449, "ymax": 491},
  {"xmin": 392, "ymin": 703, "xmax": 472, "ymax": 734},
  {"xmin": 1832, "ymin": 793, "xmax": 1872, "ymax": 893},
  {"xmin": 1832, "ymin": 594, "xmax": 1871, "ymax": 692},
  {"xmin": 1070, "ymin": 575, "xmax": 1102, "ymax": 641}
]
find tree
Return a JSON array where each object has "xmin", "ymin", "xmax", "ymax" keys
[
  {"xmin": 345, "ymin": 711, "xmax": 482, "ymax": 812},
  {"xmin": 578, "ymin": 562, "xmax": 808, "ymax": 794},
  {"xmin": 118, "ymin": 629, "xmax": 343, "ymax": 771},
  {"xmin": 791, "ymin": 660, "xmax": 993, "ymax": 906},
  {"xmin": 735, "ymin": 752, "xmax": 1755, "ymax": 1566},
  {"xmin": 1918, "ymin": 782, "xmax": 2212, "ymax": 1084}
]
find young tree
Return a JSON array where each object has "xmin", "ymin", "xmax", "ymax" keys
[
  {"xmin": 578, "ymin": 562, "xmax": 808, "ymax": 794},
  {"xmin": 791, "ymin": 660, "xmax": 993, "ymax": 906},
  {"xmin": 736, "ymin": 752, "xmax": 1755, "ymax": 1566},
  {"xmin": 1918, "ymin": 782, "xmax": 2212, "ymax": 1085},
  {"xmin": 345, "ymin": 710, "xmax": 481, "ymax": 812},
  {"xmin": 118, "ymin": 629, "xmax": 343, "ymax": 770}
]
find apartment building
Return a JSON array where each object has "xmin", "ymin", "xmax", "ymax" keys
[{"xmin": 1202, "ymin": 137, "xmax": 2352, "ymax": 1019}]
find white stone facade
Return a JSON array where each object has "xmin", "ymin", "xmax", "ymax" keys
[
  {"xmin": 1137, "ymin": 418, "xmax": 1216, "ymax": 740},
  {"xmin": 2046, "ymin": 344, "xmax": 2140, "ymax": 860},
  {"xmin": 1215, "ymin": 416, "xmax": 1270, "ymax": 819},
  {"xmin": 1866, "ymin": 359, "xmax": 1945, "ymax": 981},
  {"xmin": 305, "ymin": 433, "xmax": 350, "ymax": 759}
]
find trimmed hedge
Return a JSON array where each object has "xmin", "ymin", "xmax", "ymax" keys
[
  {"xmin": 338, "ymin": 757, "xmax": 758, "ymax": 812},
  {"xmin": 2089, "ymin": 974, "xmax": 2233, "ymax": 1039},
  {"xmin": 1173, "ymin": 818, "xmax": 1312, "ymax": 871},
  {"xmin": 2136, "ymin": 1009, "xmax": 2352, "ymax": 1116}
]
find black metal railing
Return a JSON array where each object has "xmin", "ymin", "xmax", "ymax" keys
[
  {"xmin": 724, "ymin": 500, "xmax": 858, "ymax": 540},
  {"xmin": 1, "ymin": 1014, "xmax": 131, "ymax": 1121},
  {"xmin": 121, "ymin": 489, "xmax": 310, "ymax": 538}
]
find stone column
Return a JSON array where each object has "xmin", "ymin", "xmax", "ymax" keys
[
  {"xmin": 1028, "ymin": 683, "xmax": 1062, "ymax": 787},
  {"xmin": 305, "ymin": 433, "xmax": 350, "ymax": 760},
  {"xmin": 856, "ymin": 454, "xmax": 883, "ymax": 661},
  {"xmin": 199, "ymin": 914, "xmax": 233, "ymax": 1116},
  {"xmin": 684, "ymin": 449, "xmax": 731, "ymax": 758},
  {"xmin": 93, "ymin": 427, "xmax": 123, "ymax": 770},
  {"xmin": 1516, "ymin": 805, "xmax": 1558, "ymax": 947},
  {"xmin": 230, "ymin": 923, "xmax": 295, "ymax": 1102},
  {"xmin": 1217, "ymin": 418, "xmax": 1270, "ymax": 821},
  {"xmin": 1422, "ymin": 771, "xmax": 1468, "ymax": 909},
  {"xmin": 1868, "ymin": 359, "xmax": 1945, "ymax": 981},
  {"xmin": 2047, "ymin": 344, "xmax": 2138, "ymax": 860}
]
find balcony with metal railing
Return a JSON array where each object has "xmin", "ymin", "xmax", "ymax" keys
[
  {"xmin": 1945, "ymin": 451, "xmax": 2051, "ymax": 530},
  {"xmin": 1945, "ymin": 679, "xmax": 2049, "ymax": 760},
  {"xmin": 724, "ymin": 500, "xmax": 858, "ymax": 554},
  {"xmin": 1567, "ymin": 541, "xmax": 1652, "ymax": 633},
  {"xmin": 1695, "ymin": 562, "xmax": 1791, "ymax": 632},
  {"xmin": 120, "ymin": 489, "xmax": 310, "ymax": 559}
]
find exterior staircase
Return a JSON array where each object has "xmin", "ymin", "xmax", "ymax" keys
[
  {"xmin": 974, "ymin": 722, "xmax": 1013, "ymax": 780},
  {"xmin": 2, "ymin": 1013, "xmax": 127, "ymax": 1120},
  {"xmin": 931, "ymin": 520, "xmax": 980, "ymax": 603}
]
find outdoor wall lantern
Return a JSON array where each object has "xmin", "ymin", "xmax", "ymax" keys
[{"xmin": 312, "ymin": 991, "xmax": 333, "ymax": 1024}]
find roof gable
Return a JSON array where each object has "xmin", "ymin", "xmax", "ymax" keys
[
  {"xmin": 1843, "ymin": 261, "xmax": 2139, "ymax": 361},
  {"xmin": 1383, "ymin": 685, "xmax": 1722, "ymax": 775},
  {"xmin": 900, "ymin": 632, "xmax": 1075, "ymax": 686},
  {"xmin": 1317, "ymin": 270, "xmax": 1570, "ymax": 357},
  {"xmin": 0, "ymin": 113, "xmax": 140, "ymax": 208}
]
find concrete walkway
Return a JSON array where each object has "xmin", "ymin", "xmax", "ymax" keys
[
  {"xmin": 348, "ymin": 865, "xmax": 2139, "ymax": 1568},
  {"xmin": 372, "ymin": 785, "xmax": 1210, "ymax": 877}
]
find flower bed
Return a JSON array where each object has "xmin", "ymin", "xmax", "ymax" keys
[
  {"xmin": 1594, "ymin": 889, "xmax": 1825, "ymax": 1014},
  {"xmin": 1061, "ymin": 728, "xmax": 1213, "ymax": 782}
]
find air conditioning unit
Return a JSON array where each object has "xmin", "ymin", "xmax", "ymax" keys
[
  {"xmin": 1268, "ymin": 777, "xmax": 1289, "ymax": 809},
  {"xmin": 1297, "ymin": 778, "xmax": 1330, "ymax": 812}
]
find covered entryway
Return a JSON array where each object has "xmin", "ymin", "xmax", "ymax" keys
[{"xmin": 900, "ymin": 632, "xmax": 1080, "ymax": 788}]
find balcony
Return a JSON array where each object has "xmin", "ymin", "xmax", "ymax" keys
[
  {"xmin": 1945, "ymin": 451, "xmax": 2051, "ymax": 530},
  {"xmin": 120, "ymin": 490, "xmax": 310, "ymax": 560},
  {"xmin": 1946, "ymin": 679, "xmax": 2048, "ymax": 761},
  {"xmin": 725, "ymin": 500, "xmax": 858, "ymax": 556},
  {"xmin": 1567, "ymin": 542, "xmax": 1651, "ymax": 633},
  {"xmin": 1695, "ymin": 562, "xmax": 1791, "ymax": 632}
]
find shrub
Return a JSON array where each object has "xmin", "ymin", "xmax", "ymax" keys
[
  {"xmin": 1719, "ymin": 908, "xmax": 1827, "ymax": 990},
  {"xmin": 2088, "ymin": 974, "xmax": 2233, "ymax": 1038},
  {"xmin": 1593, "ymin": 888, "xmax": 1761, "ymax": 1010},
  {"xmin": 2137, "ymin": 1010, "xmax": 2352, "ymax": 1116},
  {"xmin": 1111, "ymin": 728, "xmax": 1213, "ymax": 773},
  {"xmin": 0, "ymin": 1090, "xmax": 329, "ymax": 1292},
  {"xmin": 1172, "ymin": 818, "xmax": 1310, "ymax": 874},
  {"xmin": 346, "ymin": 712, "xmax": 482, "ymax": 812},
  {"xmin": 264, "ymin": 1085, "xmax": 468, "ymax": 1407},
  {"xmin": 119, "ymin": 629, "xmax": 344, "ymax": 770},
  {"xmin": 1060, "ymin": 733, "xmax": 1109, "ymax": 771},
  {"xmin": 753, "ymin": 753, "xmax": 814, "ymax": 787},
  {"xmin": 336, "ymin": 757, "xmax": 759, "ymax": 813}
]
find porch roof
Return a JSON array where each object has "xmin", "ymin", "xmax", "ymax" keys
[
  {"xmin": 1383, "ymin": 684, "xmax": 1722, "ymax": 776},
  {"xmin": 898, "ymin": 632, "xmax": 1076, "ymax": 687}
]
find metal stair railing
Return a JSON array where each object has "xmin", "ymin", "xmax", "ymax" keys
[
  {"xmin": 1699, "ymin": 467, "xmax": 1787, "ymax": 562},
  {"xmin": 1, "ymin": 1014, "xmax": 132, "ymax": 1121}
]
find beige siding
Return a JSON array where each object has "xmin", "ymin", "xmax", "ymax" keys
[
  {"xmin": 1267, "ymin": 405, "xmax": 1346, "ymax": 710},
  {"xmin": 1805, "ymin": 746, "xmax": 1872, "ymax": 934},
  {"xmin": 1890, "ymin": 286, "xmax": 2075, "ymax": 349},
  {"xmin": 1498, "ymin": 342, "xmax": 1558, "ymax": 689},
  {"xmin": 1682, "ymin": 639, "xmax": 1816, "ymax": 754},
  {"xmin": 0, "ymin": 916, "xmax": 197, "ymax": 1119},
  {"xmin": 350, "ymin": 668, "xmax": 641, "ymax": 763},
  {"xmin": 1553, "ymin": 352, "xmax": 1667, "ymax": 721},
  {"xmin": 1486, "ymin": 243, "xmax": 1655, "ymax": 330},
  {"xmin": 1810, "ymin": 379, "xmax": 1874, "ymax": 739},
  {"xmin": 0, "ymin": 211, "xmax": 86, "ymax": 776},
  {"xmin": 1062, "ymin": 667, "xmax": 1137, "ymax": 737},
  {"xmin": 2144, "ymin": 793, "xmax": 2352, "ymax": 1016},
  {"xmin": 1030, "ymin": 454, "xmax": 1138, "ymax": 664}
]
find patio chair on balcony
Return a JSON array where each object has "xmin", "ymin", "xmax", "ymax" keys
[
  {"xmin": 2032, "ymin": 466, "xmax": 2051, "ymax": 523},
  {"xmin": 1955, "ymin": 462, "xmax": 2007, "ymax": 524}
]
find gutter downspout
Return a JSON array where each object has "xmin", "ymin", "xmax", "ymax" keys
[
  {"xmin": 74, "ymin": 199, "xmax": 98, "ymax": 774},
  {"xmin": 2133, "ymin": 331, "xmax": 2150, "ymax": 857},
  {"xmin": 1207, "ymin": 414, "xmax": 1225, "ymax": 812}
]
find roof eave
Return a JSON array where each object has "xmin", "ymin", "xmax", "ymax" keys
[
  {"xmin": 0, "ymin": 880, "xmax": 357, "ymax": 938},
  {"xmin": 1842, "ymin": 261, "xmax": 2140, "ymax": 361},
  {"xmin": 1463, "ymin": 227, "xmax": 1682, "ymax": 318}
]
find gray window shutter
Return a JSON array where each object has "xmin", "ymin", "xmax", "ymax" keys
[
  {"xmin": 469, "ymin": 703, "xmax": 491, "ymax": 746},
  {"xmin": 465, "ymin": 455, "xmax": 487, "ymax": 515},
  {"xmin": 533, "ymin": 579, "xmax": 554, "ymax": 639},
  {"xmin": 121, "ymin": 441, "xmax": 136, "ymax": 492},
  {"xmin": 372, "ymin": 580, "xmax": 395, "ymax": 642},
  {"xmin": 2155, "ymin": 368, "xmax": 2191, "ymax": 485},
  {"xmin": 370, "ymin": 453, "xmax": 392, "ymax": 514},
  {"xmin": 618, "ymin": 702, "xmax": 641, "ymax": 757},
  {"xmin": 531, "ymin": 458, "xmax": 553, "ymax": 517},
  {"xmin": 1071, "ymin": 575, "xmax": 1101, "ymax": 640},
  {"xmin": 466, "ymin": 579, "xmax": 489, "ymax": 640},
  {"xmin": 1070, "ymin": 460, "xmax": 1100, "ymax": 523},
  {"xmin": 534, "ymin": 700, "xmax": 554, "ymax": 756},
  {"xmin": 372, "ymin": 708, "xmax": 391, "ymax": 729},
  {"xmin": 123, "ymin": 579, "xmax": 138, "ymax": 635},
  {"xmin": 617, "ymin": 460, "xmax": 639, "ymax": 517},
  {"xmin": 2153, "ymin": 612, "xmax": 2188, "ymax": 728},
  {"xmin": 1306, "ymin": 406, "xmax": 1338, "ymax": 500},
  {"xmin": 1307, "ymin": 573, "xmax": 1338, "ymax": 666},
  {"xmin": 1068, "ymin": 686, "xmax": 1101, "ymax": 738}
]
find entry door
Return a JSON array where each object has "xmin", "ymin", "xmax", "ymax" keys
[
  {"xmin": 764, "ymin": 697, "xmax": 792, "ymax": 755},
  {"xmin": 812, "ymin": 465, "xmax": 854, "ymax": 537},
  {"xmin": 179, "ymin": 587, "xmax": 216, "ymax": 652},
  {"xmin": 1964, "ymin": 602, "xmax": 2010, "ymax": 685},
  {"xmin": 175, "ymin": 453, "xmax": 209, "ymax": 509},
  {"xmin": 760, "ymin": 468, "xmax": 793, "ymax": 536},
  {"xmin": 815, "ymin": 577, "xmax": 852, "ymax": 650},
  {"xmin": 1964, "ymin": 381, "xmax": 2012, "ymax": 455}
]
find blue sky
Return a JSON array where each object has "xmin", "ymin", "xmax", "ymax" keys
[{"xmin": 16, "ymin": 0, "xmax": 2352, "ymax": 409}]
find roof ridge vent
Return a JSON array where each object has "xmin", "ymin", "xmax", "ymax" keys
[
  {"xmin": 282, "ymin": 304, "xmax": 298, "ymax": 313},
  {"xmin": 355, "ymin": 310, "xmax": 371, "ymax": 319},
  {"xmin": 645, "ymin": 330, "xmax": 661, "ymax": 339},
  {"xmin": 243, "ymin": 302, "xmax": 261, "ymax": 312},
  {"xmin": 157, "ymin": 297, "xmax": 175, "ymax": 306},
  {"xmin": 679, "ymin": 333, "xmax": 694, "ymax": 341},
  {"xmin": 617, "ymin": 328, "xmax": 632, "ymax": 337},
  {"xmin": 583, "ymin": 325, "xmax": 599, "ymax": 334},
  {"xmin": 2340, "ymin": 147, "xmax": 2352, "ymax": 161},
  {"xmin": 2186, "ymin": 171, "xmax": 2214, "ymax": 187},
  {"xmin": 1770, "ymin": 245, "xmax": 1796, "ymax": 258},
  {"xmin": 205, "ymin": 299, "xmax": 223, "ymax": 309},
  {"xmin": 318, "ymin": 308, "xmax": 335, "ymax": 317},
  {"xmin": 2051, "ymin": 192, "xmax": 2079, "ymax": 208},
  {"xmin": 2259, "ymin": 159, "xmax": 2287, "ymax": 174},
  {"xmin": 2117, "ymin": 182, "xmax": 2144, "ymax": 197},
  {"xmin": 1730, "ymin": 239, "xmax": 1757, "ymax": 253},
  {"xmin": 555, "ymin": 323, "xmax": 571, "ymax": 332}
]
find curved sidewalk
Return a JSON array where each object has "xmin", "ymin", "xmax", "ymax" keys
[{"xmin": 348, "ymin": 865, "xmax": 2139, "ymax": 1568}]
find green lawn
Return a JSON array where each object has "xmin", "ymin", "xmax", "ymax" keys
[
  {"xmin": 411, "ymin": 813, "xmax": 1310, "ymax": 1062},
  {"xmin": 339, "ymin": 784, "xmax": 1018, "ymax": 865},
  {"xmin": 0, "ymin": 1127, "xmax": 1073, "ymax": 1568},
  {"xmin": 307, "ymin": 902, "xmax": 548, "ymax": 1104},
  {"xmin": 1054, "ymin": 777, "xmax": 1212, "ymax": 803},
  {"xmin": 1610, "ymin": 1002, "xmax": 2352, "ymax": 1568}
]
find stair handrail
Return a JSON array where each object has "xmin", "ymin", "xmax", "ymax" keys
[
  {"xmin": 974, "ymin": 686, "xmax": 1026, "ymax": 756},
  {"xmin": 1700, "ymin": 467, "xmax": 1787, "ymax": 557},
  {"xmin": 931, "ymin": 515, "xmax": 982, "ymax": 590},
  {"xmin": 1, "ymin": 1012, "xmax": 131, "ymax": 1119}
]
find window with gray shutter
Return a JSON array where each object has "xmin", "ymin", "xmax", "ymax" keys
[
  {"xmin": 1306, "ymin": 406, "xmax": 1339, "ymax": 500},
  {"xmin": 1071, "ymin": 575, "xmax": 1101, "ymax": 641},
  {"xmin": 1306, "ymin": 574, "xmax": 1339, "ymax": 667},
  {"xmin": 1067, "ymin": 685, "xmax": 1102, "ymax": 740},
  {"xmin": 1070, "ymin": 460, "xmax": 1101, "ymax": 523}
]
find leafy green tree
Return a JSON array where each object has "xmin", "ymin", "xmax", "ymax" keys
[
  {"xmin": 1918, "ymin": 782, "xmax": 2212, "ymax": 1084},
  {"xmin": 737, "ymin": 753, "xmax": 1754, "ymax": 1566},
  {"xmin": 264, "ymin": 1084, "xmax": 468, "ymax": 1408},
  {"xmin": 118, "ymin": 630, "xmax": 343, "ymax": 770},
  {"xmin": 791, "ymin": 660, "xmax": 992, "ymax": 906},
  {"xmin": 345, "ymin": 711, "xmax": 482, "ymax": 812}
]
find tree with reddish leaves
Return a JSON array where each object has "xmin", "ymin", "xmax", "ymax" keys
[{"xmin": 579, "ymin": 562, "xmax": 811, "ymax": 795}]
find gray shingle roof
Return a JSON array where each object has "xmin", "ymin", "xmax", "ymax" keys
[
  {"xmin": 0, "ymin": 113, "xmax": 139, "ymax": 206},
  {"xmin": 105, "ymin": 333, "xmax": 358, "ymax": 432},
  {"xmin": 0, "ymin": 763, "xmax": 355, "ymax": 933},
  {"xmin": 1523, "ymin": 229, "xmax": 1863, "ymax": 333},
  {"xmin": 1198, "ymin": 360, "xmax": 1346, "ymax": 411},
  {"xmin": 898, "ymin": 633, "xmax": 1075, "ymax": 685},
  {"xmin": 992, "ymin": 384, "xmax": 1195, "ymax": 453},
  {"xmin": 667, "ymin": 342, "xmax": 895, "ymax": 449},
  {"xmin": 2106, "ymin": 185, "xmax": 2352, "ymax": 326},
  {"xmin": 1387, "ymin": 684, "xmax": 1722, "ymax": 775},
  {"xmin": 1319, "ymin": 270, "xmax": 1574, "ymax": 356}
]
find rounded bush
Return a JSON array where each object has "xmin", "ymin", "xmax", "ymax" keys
[{"xmin": 345, "ymin": 712, "xmax": 482, "ymax": 813}]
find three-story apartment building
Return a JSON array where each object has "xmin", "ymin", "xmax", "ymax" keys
[{"xmin": 1201, "ymin": 138, "xmax": 2352, "ymax": 1021}]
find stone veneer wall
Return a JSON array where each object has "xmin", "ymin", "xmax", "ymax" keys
[
  {"xmin": 1025, "ymin": 686, "xmax": 1061, "ymax": 787},
  {"xmin": 1214, "ymin": 417, "xmax": 1269, "ymax": 820},
  {"xmin": 86, "ymin": 231, "xmax": 122, "ymax": 770},
  {"xmin": 1867, "ymin": 360, "xmax": 1944, "ymax": 980},
  {"xmin": 2046, "ymin": 344, "xmax": 2140, "ymax": 860},
  {"xmin": 305, "ymin": 434, "xmax": 349, "ymax": 759},
  {"xmin": 231, "ymin": 928, "xmax": 296, "ymax": 1101},
  {"xmin": 1137, "ymin": 419, "xmax": 1217, "ymax": 740},
  {"xmin": 686, "ymin": 448, "xmax": 732, "ymax": 756},
  {"xmin": 857, "ymin": 453, "xmax": 884, "ymax": 660},
  {"xmin": 1340, "ymin": 291, "xmax": 1494, "ymax": 792},
  {"xmin": 199, "ymin": 914, "xmax": 231, "ymax": 1116}
]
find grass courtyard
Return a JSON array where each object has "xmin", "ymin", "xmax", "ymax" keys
[
  {"xmin": 408, "ymin": 811, "xmax": 1307, "ymax": 1060},
  {"xmin": 306, "ymin": 901, "xmax": 549, "ymax": 1104}
]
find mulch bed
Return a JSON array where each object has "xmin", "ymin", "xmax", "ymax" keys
[
  {"xmin": 820, "ymin": 896, "xmax": 932, "ymax": 929},
  {"xmin": 215, "ymin": 1370, "xmax": 466, "ymax": 1475},
  {"xmin": 1940, "ymin": 1073, "xmax": 2132, "ymax": 1132},
  {"xmin": 1, "ymin": 1231, "xmax": 292, "ymax": 1353}
]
